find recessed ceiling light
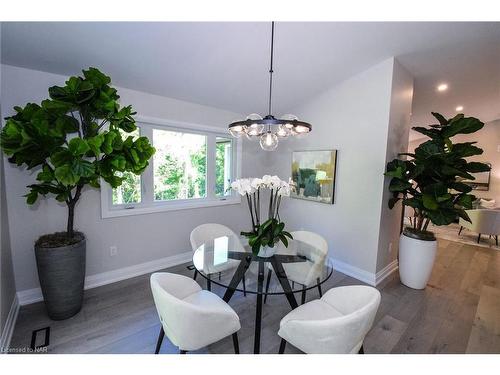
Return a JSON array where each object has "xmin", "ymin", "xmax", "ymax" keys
[
  {"xmin": 455, "ymin": 106, "xmax": 464, "ymax": 112},
  {"xmin": 437, "ymin": 83, "xmax": 448, "ymax": 92}
]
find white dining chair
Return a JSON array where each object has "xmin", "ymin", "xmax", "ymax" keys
[
  {"xmin": 190, "ymin": 223, "xmax": 247, "ymax": 294},
  {"xmin": 264, "ymin": 231, "xmax": 328, "ymax": 304},
  {"xmin": 151, "ymin": 272, "xmax": 241, "ymax": 354},
  {"xmin": 277, "ymin": 285, "xmax": 381, "ymax": 354}
]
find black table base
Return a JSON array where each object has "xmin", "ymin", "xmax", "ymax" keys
[{"xmin": 221, "ymin": 252, "xmax": 304, "ymax": 354}]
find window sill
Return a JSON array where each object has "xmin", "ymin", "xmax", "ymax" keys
[{"xmin": 101, "ymin": 196, "xmax": 242, "ymax": 219}]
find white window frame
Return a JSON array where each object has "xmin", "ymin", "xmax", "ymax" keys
[{"xmin": 101, "ymin": 115, "xmax": 242, "ymax": 219}]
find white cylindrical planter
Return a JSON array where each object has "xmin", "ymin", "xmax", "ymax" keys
[{"xmin": 399, "ymin": 232, "xmax": 437, "ymax": 290}]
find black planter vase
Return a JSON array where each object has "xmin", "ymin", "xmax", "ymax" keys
[{"xmin": 35, "ymin": 233, "xmax": 86, "ymax": 320}]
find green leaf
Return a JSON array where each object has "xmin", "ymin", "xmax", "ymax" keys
[
  {"xmin": 422, "ymin": 194, "xmax": 439, "ymax": 210},
  {"xmin": 50, "ymin": 149, "xmax": 73, "ymax": 167},
  {"xmin": 425, "ymin": 209, "xmax": 457, "ymax": 226},
  {"xmin": 68, "ymin": 138, "xmax": 90, "ymax": 156},
  {"xmin": 451, "ymin": 142, "xmax": 483, "ymax": 157},
  {"xmin": 36, "ymin": 165, "xmax": 54, "ymax": 182},
  {"xmin": 441, "ymin": 117, "xmax": 484, "ymax": 138},
  {"xmin": 412, "ymin": 126, "xmax": 442, "ymax": 139},
  {"xmin": 82, "ymin": 67, "xmax": 111, "ymax": 88},
  {"xmin": 72, "ymin": 159, "xmax": 95, "ymax": 177},
  {"xmin": 102, "ymin": 175, "xmax": 123, "ymax": 188},
  {"xmin": 55, "ymin": 115, "xmax": 80, "ymax": 134},
  {"xmin": 466, "ymin": 162, "xmax": 491, "ymax": 173},
  {"xmin": 389, "ymin": 178, "xmax": 412, "ymax": 193},
  {"xmin": 25, "ymin": 191, "xmax": 38, "ymax": 205},
  {"xmin": 431, "ymin": 112, "xmax": 449, "ymax": 126},
  {"xmin": 278, "ymin": 234, "xmax": 288, "ymax": 247},
  {"xmin": 110, "ymin": 155, "xmax": 127, "ymax": 171},
  {"xmin": 87, "ymin": 134, "xmax": 104, "ymax": 156},
  {"xmin": 415, "ymin": 140, "xmax": 442, "ymax": 159},
  {"xmin": 456, "ymin": 194, "xmax": 473, "ymax": 209},
  {"xmin": 449, "ymin": 182, "xmax": 472, "ymax": 193},
  {"xmin": 102, "ymin": 131, "xmax": 117, "ymax": 154},
  {"xmin": 388, "ymin": 197, "xmax": 400, "ymax": 209},
  {"xmin": 54, "ymin": 165, "xmax": 79, "ymax": 186}
]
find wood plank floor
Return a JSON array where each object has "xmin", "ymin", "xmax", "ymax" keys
[{"xmin": 9, "ymin": 239, "xmax": 500, "ymax": 354}]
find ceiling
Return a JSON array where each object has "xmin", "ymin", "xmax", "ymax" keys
[{"xmin": 2, "ymin": 22, "xmax": 500, "ymax": 140}]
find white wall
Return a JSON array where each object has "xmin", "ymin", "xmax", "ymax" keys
[
  {"xmin": 255, "ymin": 58, "xmax": 412, "ymax": 277},
  {"xmin": 376, "ymin": 60, "xmax": 414, "ymax": 273},
  {"xmin": 1, "ymin": 30, "xmax": 17, "ymax": 346},
  {"xmin": 1, "ymin": 64, "xmax": 257, "ymax": 294},
  {"xmin": 2, "ymin": 57, "xmax": 414, "ymax": 297}
]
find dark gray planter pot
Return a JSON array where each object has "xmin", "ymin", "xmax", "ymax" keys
[{"xmin": 35, "ymin": 234, "xmax": 86, "ymax": 320}]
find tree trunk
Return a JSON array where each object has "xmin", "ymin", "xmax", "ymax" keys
[
  {"xmin": 67, "ymin": 202, "xmax": 75, "ymax": 238},
  {"xmin": 66, "ymin": 184, "xmax": 83, "ymax": 239}
]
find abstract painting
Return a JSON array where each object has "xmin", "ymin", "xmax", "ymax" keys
[{"xmin": 291, "ymin": 150, "xmax": 337, "ymax": 204}]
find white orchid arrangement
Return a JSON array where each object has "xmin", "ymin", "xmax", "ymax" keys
[{"xmin": 231, "ymin": 175, "xmax": 294, "ymax": 254}]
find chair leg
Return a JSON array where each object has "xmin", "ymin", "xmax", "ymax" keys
[
  {"xmin": 264, "ymin": 269, "xmax": 272, "ymax": 304},
  {"xmin": 155, "ymin": 326, "xmax": 165, "ymax": 354},
  {"xmin": 180, "ymin": 349, "xmax": 187, "ymax": 354},
  {"xmin": 301, "ymin": 286, "xmax": 306, "ymax": 305},
  {"xmin": 207, "ymin": 274, "xmax": 212, "ymax": 291},
  {"xmin": 458, "ymin": 226, "xmax": 463, "ymax": 236},
  {"xmin": 193, "ymin": 269, "xmax": 198, "ymax": 281},
  {"xmin": 358, "ymin": 345, "xmax": 364, "ymax": 354},
  {"xmin": 242, "ymin": 274, "xmax": 247, "ymax": 297},
  {"xmin": 232, "ymin": 332, "xmax": 240, "ymax": 354},
  {"xmin": 496, "ymin": 235, "xmax": 498, "ymax": 247},
  {"xmin": 317, "ymin": 278, "xmax": 322, "ymax": 298},
  {"xmin": 477, "ymin": 233, "xmax": 481, "ymax": 243},
  {"xmin": 278, "ymin": 338, "xmax": 287, "ymax": 354},
  {"xmin": 219, "ymin": 272, "xmax": 222, "ymax": 281}
]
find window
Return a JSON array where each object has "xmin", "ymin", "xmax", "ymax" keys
[
  {"xmin": 215, "ymin": 137, "xmax": 232, "ymax": 197},
  {"xmin": 101, "ymin": 117, "xmax": 240, "ymax": 218},
  {"xmin": 153, "ymin": 129, "xmax": 207, "ymax": 201}
]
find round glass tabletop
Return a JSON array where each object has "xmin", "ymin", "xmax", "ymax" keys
[{"xmin": 192, "ymin": 233, "xmax": 333, "ymax": 295}]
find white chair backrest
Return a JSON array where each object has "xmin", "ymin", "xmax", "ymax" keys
[
  {"xmin": 291, "ymin": 230, "xmax": 328, "ymax": 261},
  {"xmin": 461, "ymin": 209, "xmax": 500, "ymax": 235},
  {"xmin": 291, "ymin": 231, "xmax": 329, "ymax": 285},
  {"xmin": 190, "ymin": 223, "xmax": 245, "ymax": 253},
  {"xmin": 289, "ymin": 285, "xmax": 380, "ymax": 353},
  {"xmin": 150, "ymin": 272, "xmax": 203, "ymax": 348}
]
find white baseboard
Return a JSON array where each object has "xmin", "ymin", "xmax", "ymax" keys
[
  {"xmin": 331, "ymin": 258, "xmax": 377, "ymax": 286},
  {"xmin": 0, "ymin": 295, "xmax": 19, "ymax": 352},
  {"xmin": 16, "ymin": 251, "xmax": 192, "ymax": 306},
  {"xmin": 330, "ymin": 258, "xmax": 399, "ymax": 287},
  {"xmin": 375, "ymin": 259, "xmax": 399, "ymax": 285}
]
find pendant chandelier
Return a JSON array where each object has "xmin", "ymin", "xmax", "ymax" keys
[{"xmin": 228, "ymin": 22, "xmax": 312, "ymax": 151}]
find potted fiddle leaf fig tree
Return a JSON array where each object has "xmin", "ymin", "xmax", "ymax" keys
[
  {"xmin": 0, "ymin": 68, "xmax": 155, "ymax": 320},
  {"xmin": 385, "ymin": 112, "xmax": 490, "ymax": 289}
]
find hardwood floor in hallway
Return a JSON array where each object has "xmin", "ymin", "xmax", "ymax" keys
[{"xmin": 8, "ymin": 239, "xmax": 500, "ymax": 354}]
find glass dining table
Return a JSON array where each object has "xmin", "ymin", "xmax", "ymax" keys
[{"xmin": 192, "ymin": 234, "xmax": 334, "ymax": 354}]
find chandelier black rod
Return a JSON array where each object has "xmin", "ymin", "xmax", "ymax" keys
[{"xmin": 267, "ymin": 21, "xmax": 275, "ymax": 118}]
